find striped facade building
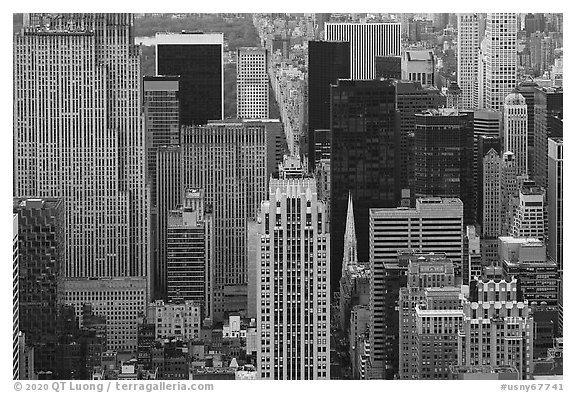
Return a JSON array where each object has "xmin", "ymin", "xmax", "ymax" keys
[
  {"xmin": 14, "ymin": 14, "xmax": 149, "ymax": 285},
  {"xmin": 324, "ymin": 22, "xmax": 401, "ymax": 80},
  {"xmin": 181, "ymin": 120, "xmax": 268, "ymax": 320}
]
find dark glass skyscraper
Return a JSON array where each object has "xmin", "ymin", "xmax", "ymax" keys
[
  {"xmin": 414, "ymin": 109, "xmax": 475, "ymax": 226},
  {"xmin": 308, "ymin": 41, "xmax": 350, "ymax": 170},
  {"xmin": 330, "ymin": 79, "xmax": 400, "ymax": 291},
  {"xmin": 156, "ymin": 33, "xmax": 223, "ymax": 125}
]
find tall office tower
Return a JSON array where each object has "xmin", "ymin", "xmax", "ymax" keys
[
  {"xmin": 482, "ymin": 148, "xmax": 502, "ymax": 237},
  {"xmin": 375, "ymin": 56, "xmax": 401, "ymax": 79},
  {"xmin": 166, "ymin": 189, "xmax": 214, "ymax": 319},
  {"xmin": 547, "ymin": 137, "xmax": 562, "ymax": 266},
  {"xmin": 510, "ymin": 185, "xmax": 545, "ymax": 240},
  {"xmin": 500, "ymin": 152, "xmax": 519, "ymax": 236},
  {"xmin": 254, "ymin": 160, "xmax": 330, "ymax": 380},
  {"xmin": 330, "ymin": 79, "xmax": 400, "ymax": 293},
  {"xmin": 499, "ymin": 237, "xmax": 557, "ymax": 305},
  {"xmin": 181, "ymin": 120, "xmax": 268, "ymax": 321},
  {"xmin": 513, "ymin": 80, "xmax": 538, "ymax": 173},
  {"xmin": 14, "ymin": 17, "xmax": 150, "ymax": 343},
  {"xmin": 156, "ymin": 145, "xmax": 182, "ymax": 299},
  {"xmin": 14, "ymin": 14, "xmax": 149, "ymax": 287},
  {"xmin": 13, "ymin": 214, "xmax": 19, "ymax": 380},
  {"xmin": 143, "ymin": 76, "xmax": 180, "ymax": 208},
  {"xmin": 504, "ymin": 93, "xmax": 529, "ymax": 176},
  {"xmin": 395, "ymin": 81, "xmax": 445, "ymax": 194},
  {"xmin": 458, "ymin": 278, "xmax": 534, "ymax": 380},
  {"xmin": 62, "ymin": 277, "xmax": 147, "ymax": 351},
  {"xmin": 478, "ymin": 136, "xmax": 502, "ymax": 228},
  {"xmin": 156, "ymin": 32, "xmax": 224, "ymax": 125},
  {"xmin": 237, "ymin": 47, "xmax": 269, "ymax": 120},
  {"xmin": 143, "ymin": 76, "xmax": 180, "ymax": 299},
  {"xmin": 485, "ymin": 13, "xmax": 518, "ymax": 110},
  {"xmin": 148, "ymin": 299, "xmax": 202, "ymax": 341},
  {"xmin": 369, "ymin": 199, "xmax": 464, "ymax": 379},
  {"xmin": 13, "ymin": 198, "xmax": 64, "ymax": 374},
  {"xmin": 414, "ymin": 109, "xmax": 475, "ymax": 224},
  {"xmin": 457, "ymin": 14, "xmax": 480, "ymax": 110},
  {"xmin": 401, "ymin": 50, "xmax": 435, "ymax": 87},
  {"xmin": 533, "ymin": 87, "xmax": 563, "ymax": 189},
  {"xmin": 398, "ymin": 253, "xmax": 461, "ymax": 379},
  {"xmin": 324, "ymin": 22, "xmax": 401, "ymax": 80},
  {"xmin": 475, "ymin": 37, "xmax": 488, "ymax": 109},
  {"xmin": 307, "ymin": 40, "xmax": 350, "ymax": 170}
]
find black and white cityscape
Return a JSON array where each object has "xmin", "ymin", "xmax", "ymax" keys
[{"xmin": 12, "ymin": 12, "xmax": 563, "ymax": 381}]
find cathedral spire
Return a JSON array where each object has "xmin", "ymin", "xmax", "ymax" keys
[{"xmin": 342, "ymin": 191, "xmax": 358, "ymax": 275}]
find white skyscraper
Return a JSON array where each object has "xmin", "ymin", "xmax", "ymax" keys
[
  {"xmin": 324, "ymin": 22, "xmax": 401, "ymax": 80},
  {"xmin": 14, "ymin": 14, "xmax": 149, "ymax": 290},
  {"xmin": 457, "ymin": 14, "xmax": 480, "ymax": 109},
  {"xmin": 485, "ymin": 13, "xmax": 518, "ymax": 110},
  {"xmin": 504, "ymin": 92, "xmax": 528, "ymax": 176},
  {"xmin": 254, "ymin": 157, "xmax": 330, "ymax": 380},
  {"xmin": 237, "ymin": 47, "xmax": 269, "ymax": 119},
  {"xmin": 511, "ymin": 186, "xmax": 545, "ymax": 240}
]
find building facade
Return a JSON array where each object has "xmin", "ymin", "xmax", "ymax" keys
[
  {"xmin": 148, "ymin": 299, "xmax": 201, "ymax": 341},
  {"xmin": 457, "ymin": 14, "xmax": 480, "ymax": 109},
  {"xmin": 254, "ymin": 162, "xmax": 330, "ymax": 379},
  {"xmin": 156, "ymin": 32, "xmax": 224, "ymax": 125},
  {"xmin": 504, "ymin": 93, "xmax": 529, "ymax": 176},
  {"xmin": 401, "ymin": 50, "xmax": 435, "ymax": 87},
  {"xmin": 484, "ymin": 13, "xmax": 518, "ymax": 110},
  {"xmin": 237, "ymin": 47, "xmax": 269, "ymax": 120},
  {"xmin": 324, "ymin": 22, "xmax": 401, "ymax": 80}
]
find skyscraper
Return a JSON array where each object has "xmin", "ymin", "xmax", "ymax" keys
[
  {"xmin": 510, "ymin": 185, "xmax": 545, "ymax": 240},
  {"xmin": 254, "ymin": 158, "xmax": 330, "ymax": 380},
  {"xmin": 330, "ymin": 79, "xmax": 400, "ymax": 292},
  {"xmin": 547, "ymin": 137, "xmax": 562, "ymax": 267},
  {"xmin": 504, "ymin": 92, "xmax": 529, "ymax": 176},
  {"xmin": 457, "ymin": 14, "xmax": 480, "ymax": 109},
  {"xmin": 156, "ymin": 32, "xmax": 224, "ymax": 125},
  {"xmin": 414, "ymin": 109, "xmax": 475, "ymax": 224},
  {"xmin": 13, "ymin": 198, "xmax": 65, "ymax": 374},
  {"xmin": 458, "ymin": 278, "xmax": 534, "ymax": 380},
  {"xmin": 485, "ymin": 13, "xmax": 518, "ymax": 110},
  {"xmin": 166, "ymin": 189, "xmax": 214, "ymax": 319},
  {"xmin": 237, "ymin": 47, "xmax": 269, "ymax": 119},
  {"xmin": 324, "ymin": 22, "xmax": 401, "ymax": 80},
  {"xmin": 369, "ymin": 198, "xmax": 464, "ymax": 378},
  {"xmin": 307, "ymin": 40, "xmax": 350, "ymax": 170},
  {"xmin": 156, "ymin": 145, "xmax": 183, "ymax": 300},
  {"xmin": 14, "ymin": 13, "xmax": 149, "ymax": 293},
  {"xmin": 481, "ymin": 148, "xmax": 502, "ymax": 238},
  {"xmin": 181, "ymin": 120, "xmax": 268, "ymax": 320}
]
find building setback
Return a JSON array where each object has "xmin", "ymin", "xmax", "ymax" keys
[
  {"xmin": 458, "ymin": 278, "xmax": 534, "ymax": 380},
  {"xmin": 401, "ymin": 50, "xmax": 435, "ymax": 87},
  {"xmin": 324, "ymin": 22, "xmax": 401, "ymax": 80},
  {"xmin": 253, "ymin": 159, "xmax": 330, "ymax": 379},
  {"xmin": 156, "ymin": 32, "xmax": 224, "ymax": 125}
]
